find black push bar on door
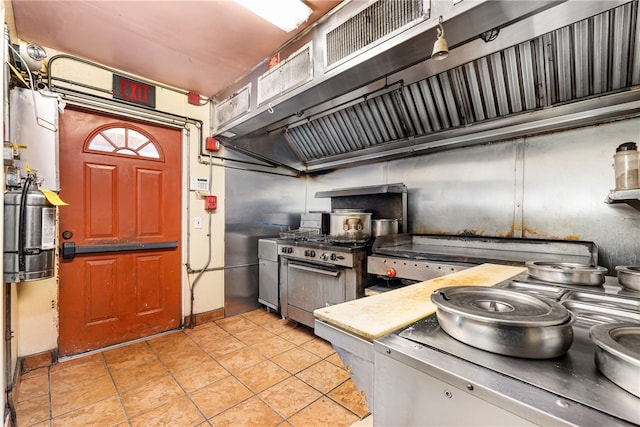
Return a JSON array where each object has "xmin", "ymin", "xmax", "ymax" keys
[{"xmin": 60, "ymin": 241, "xmax": 179, "ymax": 260}]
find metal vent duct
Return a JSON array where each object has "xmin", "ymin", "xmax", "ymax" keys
[
  {"xmin": 258, "ymin": 43, "xmax": 314, "ymax": 107},
  {"xmin": 325, "ymin": 0, "xmax": 428, "ymax": 69},
  {"xmin": 215, "ymin": 84, "xmax": 251, "ymax": 129},
  {"xmin": 285, "ymin": 2, "xmax": 639, "ymax": 163}
]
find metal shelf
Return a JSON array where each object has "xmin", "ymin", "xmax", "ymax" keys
[
  {"xmin": 315, "ymin": 183, "xmax": 407, "ymax": 198},
  {"xmin": 605, "ymin": 189, "xmax": 640, "ymax": 211}
]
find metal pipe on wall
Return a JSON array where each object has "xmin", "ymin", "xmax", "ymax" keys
[
  {"xmin": 187, "ymin": 151, "xmax": 214, "ymax": 328},
  {"xmin": 3, "ymin": 23, "xmax": 16, "ymax": 427}
]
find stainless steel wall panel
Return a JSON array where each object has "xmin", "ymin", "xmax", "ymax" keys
[
  {"xmin": 521, "ymin": 119, "xmax": 640, "ymax": 270},
  {"xmin": 224, "ymin": 167, "xmax": 305, "ymax": 317}
]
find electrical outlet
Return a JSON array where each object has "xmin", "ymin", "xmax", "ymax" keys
[{"xmin": 194, "ymin": 216, "xmax": 203, "ymax": 229}]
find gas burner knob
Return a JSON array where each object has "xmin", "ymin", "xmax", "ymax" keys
[
  {"xmin": 282, "ymin": 247, "xmax": 293, "ymax": 254},
  {"xmin": 309, "ymin": 250, "xmax": 316, "ymax": 257},
  {"xmin": 330, "ymin": 253, "xmax": 337, "ymax": 261},
  {"xmin": 319, "ymin": 253, "xmax": 329, "ymax": 260},
  {"xmin": 288, "ymin": 247, "xmax": 293, "ymax": 254},
  {"xmin": 386, "ymin": 267, "xmax": 397, "ymax": 278}
]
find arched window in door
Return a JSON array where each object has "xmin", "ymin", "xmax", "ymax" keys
[{"xmin": 85, "ymin": 125, "xmax": 164, "ymax": 160}]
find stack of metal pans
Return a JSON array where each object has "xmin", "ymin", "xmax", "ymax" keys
[
  {"xmin": 526, "ymin": 261, "xmax": 607, "ymax": 286},
  {"xmin": 590, "ymin": 323, "xmax": 640, "ymax": 397},
  {"xmin": 615, "ymin": 266, "xmax": 640, "ymax": 292}
]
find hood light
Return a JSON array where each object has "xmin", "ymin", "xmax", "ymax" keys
[{"xmin": 431, "ymin": 16, "xmax": 449, "ymax": 61}]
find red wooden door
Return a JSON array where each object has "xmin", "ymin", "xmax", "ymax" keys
[{"xmin": 58, "ymin": 107, "xmax": 182, "ymax": 356}]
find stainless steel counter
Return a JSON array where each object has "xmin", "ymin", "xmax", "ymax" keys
[{"xmin": 373, "ymin": 279, "xmax": 640, "ymax": 427}]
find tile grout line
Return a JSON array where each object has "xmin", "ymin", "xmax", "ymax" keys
[
  {"xmin": 228, "ymin": 312, "xmax": 368, "ymax": 424},
  {"xmin": 151, "ymin": 330, "xmax": 229, "ymax": 425},
  {"xmin": 27, "ymin": 309, "xmax": 367, "ymax": 426}
]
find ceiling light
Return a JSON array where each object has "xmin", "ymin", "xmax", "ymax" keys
[
  {"xmin": 431, "ymin": 16, "xmax": 449, "ymax": 61},
  {"xmin": 234, "ymin": 0, "xmax": 312, "ymax": 32}
]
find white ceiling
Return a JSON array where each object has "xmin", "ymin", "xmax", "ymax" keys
[{"xmin": 10, "ymin": 0, "xmax": 342, "ymax": 97}]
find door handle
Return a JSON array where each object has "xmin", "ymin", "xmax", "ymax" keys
[
  {"xmin": 289, "ymin": 262, "xmax": 341, "ymax": 277},
  {"xmin": 60, "ymin": 241, "xmax": 178, "ymax": 260}
]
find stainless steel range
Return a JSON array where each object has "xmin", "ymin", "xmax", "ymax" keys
[
  {"xmin": 279, "ymin": 236, "xmax": 371, "ymax": 328},
  {"xmin": 374, "ymin": 269, "xmax": 640, "ymax": 426},
  {"xmin": 278, "ymin": 183, "xmax": 408, "ymax": 328}
]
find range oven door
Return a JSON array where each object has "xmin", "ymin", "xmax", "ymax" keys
[{"xmin": 280, "ymin": 258, "xmax": 347, "ymax": 328}]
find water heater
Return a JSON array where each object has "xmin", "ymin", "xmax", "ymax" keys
[{"xmin": 3, "ymin": 184, "xmax": 56, "ymax": 282}]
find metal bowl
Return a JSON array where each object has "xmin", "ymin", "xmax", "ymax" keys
[
  {"xmin": 431, "ymin": 286, "xmax": 574, "ymax": 359},
  {"xmin": 526, "ymin": 261, "xmax": 607, "ymax": 286},
  {"xmin": 616, "ymin": 266, "xmax": 640, "ymax": 292},
  {"xmin": 590, "ymin": 323, "xmax": 640, "ymax": 397}
]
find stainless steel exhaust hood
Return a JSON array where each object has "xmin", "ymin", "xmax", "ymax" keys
[{"xmin": 213, "ymin": 0, "xmax": 639, "ymax": 173}]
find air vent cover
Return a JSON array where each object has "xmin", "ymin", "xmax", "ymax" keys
[
  {"xmin": 257, "ymin": 43, "xmax": 313, "ymax": 107},
  {"xmin": 215, "ymin": 84, "xmax": 251, "ymax": 128},
  {"xmin": 325, "ymin": 0, "xmax": 428, "ymax": 69}
]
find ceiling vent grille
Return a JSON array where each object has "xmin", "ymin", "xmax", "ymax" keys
[
  {"xmin": 215, "ymin": 84, "xmax": 251, "ymax": 129},
  {"xmin": 325, "ymin": 0, "xmax": 427, "ymax": 69},
  {"xmin": 257, "ymin": 43, "xmax": 313, "ymax": 107}
]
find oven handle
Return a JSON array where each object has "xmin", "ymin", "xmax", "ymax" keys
[{"xmin": 288, "ymin": 262, "xmax": 341, "ymax": 277}]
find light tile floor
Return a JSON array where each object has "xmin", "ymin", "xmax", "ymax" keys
[{"xmin": 14, "ymin": 308, "xmax": 370, "ymax": 426}]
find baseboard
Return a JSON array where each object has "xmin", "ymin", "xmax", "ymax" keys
[
  {"xmin": 183, "ymin": 308, "xmax": 224, "ymax": 327},
  {"xmin": 19, "ymin": 349, "xmax": 57, "ymax": 374}
]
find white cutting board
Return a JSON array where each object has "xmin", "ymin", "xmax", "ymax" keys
[{"xmin": 314, "ymin": 263, "xmax": 527, "ymax": 341}]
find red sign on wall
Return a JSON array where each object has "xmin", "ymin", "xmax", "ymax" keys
[{"xmin": 113, "ymin": 74, "xmax": 156, "ymax": 108}]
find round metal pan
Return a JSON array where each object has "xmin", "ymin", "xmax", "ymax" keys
[
  {"xmin": 431, "ymin": 286, "xmax": 574, "ymax": 359},
  {"xmin": 590, "ymin": 323, "xmax": 640, "ymax": 397},
  {"xmin": 615, "ymin": 266, "xmax": 640, "ymax": 292},
  {"xmin": 526, "ymin": 261, "xmax": 607, "ymax": 286}
]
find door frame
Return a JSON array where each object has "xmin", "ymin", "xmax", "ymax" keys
[{"xmin": 58, "ymin": 101, "xmax": 192, "ymax": 336}]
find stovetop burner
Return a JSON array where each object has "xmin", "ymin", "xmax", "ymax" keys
[{"xmin": 277, "ymin": 235, "xmax": 372, "ymax": 251}]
